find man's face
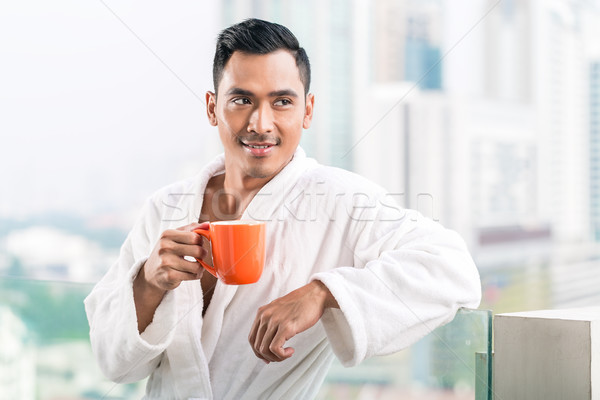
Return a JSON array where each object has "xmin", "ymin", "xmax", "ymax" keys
[{"xmin": 206, "ymin": 50, "xmax": 314, "ymax": 182}]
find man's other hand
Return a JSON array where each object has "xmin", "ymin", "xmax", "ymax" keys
[{"xmin": 248, "ymin": 280, "xmax": 339, "ymax": 363}]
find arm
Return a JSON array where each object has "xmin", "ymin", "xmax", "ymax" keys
[
  {"xmin": 84, "ymin": 197, "xmax": 207, "ymax": 383},
  {"xmin": 313, "ymin": 209, "xmax": 481, "ymax": 367},
  {"xmin": 249, "ymin": 200, "xmax": 480, "ymax": 366}
]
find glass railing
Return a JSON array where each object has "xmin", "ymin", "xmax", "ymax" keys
[
  {"xmin": 0, "ymin": 277, "xmax": 492, "ymax": 400},
  {"xmin": 0, "ymin": 277, "xmax": 146, "ymax": 399},
  {"xmin": 317, "ymin": 308, "xmax": 493, "ymax": 400}
]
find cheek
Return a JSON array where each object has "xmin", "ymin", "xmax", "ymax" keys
[
  {"xmin": 220, "ymin": 110, "xmax": 249, "ymax": 135},
  {"xmin": 278, "ymin": 111, "xmax": 305, "ymax": 134}
]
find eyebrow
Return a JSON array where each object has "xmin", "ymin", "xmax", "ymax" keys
[
  {"xmin": 268, "ymin": 89, "xmax": 299, "ymax": 98},
  {"xmin": 225, "ymin": 88, "xmax": 299, "ymax": 98}
]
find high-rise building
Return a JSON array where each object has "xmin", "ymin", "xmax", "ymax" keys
[
  {"xmin": 590, "ymin": 61, "xmax": 600, "ymax": 240},
  {"xmin": 0, "ymin": 307, "xmax": 35, "ymax": 400},
  {"xmin": 371, "ymin": 0, "xmax": 408, "ymax": 83},
  {"xmin": 370, "ymin": 0, "xmax": 443, "ymax": 89},
  {"xmin": 219, "ymin": 0, "xmax": 593, "ymax": 248},
  {"xmin": 351, "ymin": 0, "xmax": 446, "ymax": 206},
  {"xmin": 399, "ymin": 93, "xmax": 539, "ymax": 251},
  {"xmin": 440, "ymin": 0, "xmax": 592, "ymax": 245},
  {"xmin": 404, "ymin": 1, "xmax": 443, "ymax": 90},
  {"xmin": 533, "ymin": 0, "xmax": 590, "ymax": 242},
  {"xmin": 483, "ymin": 0, "xmax": 532, "ymax": 102}
]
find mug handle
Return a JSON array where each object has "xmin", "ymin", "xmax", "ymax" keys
[{"xmin": 193, "ymin": 228, "xmax": 218, "ymax": 278}]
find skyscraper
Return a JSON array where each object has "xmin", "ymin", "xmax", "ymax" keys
[
  {"xmin": 533, "ymin": 0, "xmax": 590, "ymax": 242},
  {"xmin": 590, "ymin": 61, "xmax": 600, "ymax": 240},
  {"xmin": 404, "ymin": 1, "xmax": 443, "ymax": 90},
  {"xmin": 371, "ymin": 0, "xmax": 443, "ymax": 89}
]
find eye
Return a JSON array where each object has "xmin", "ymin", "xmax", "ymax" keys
[
  {"xmin": 274, "ymin": 98, "xmax": 292, "ymax": 107},
  {"xmin": 232, "ymin": 97, "xmax": 251, "ymax": 105}
]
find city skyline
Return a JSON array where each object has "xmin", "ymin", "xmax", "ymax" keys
[
  {"xmin": 3, "ymin": 2, "xmax": 600, "ymax": 399},
  {"xmin": 2, "ymin": 1, "xmax": 599, "ymax": 242}
]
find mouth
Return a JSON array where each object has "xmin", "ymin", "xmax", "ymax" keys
[
  {"xmin": 244, "ymin": 143, "xmax": 273, "ymax": 149},
  {"xmin": 239, "ymin": 139, "xmax": 278, "ymax": 156}
]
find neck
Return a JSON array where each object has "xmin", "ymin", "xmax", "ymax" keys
[
  {"xmin": 223, "ymin": 172, "xmax": 269, "ymax": 198},
  {"xmin": 209, "ymin": 171, "xmax": 270, "ymax": 221},
  {"xmin": 217, "ymin": 151, "xmax": 297, "ymax": 218}
]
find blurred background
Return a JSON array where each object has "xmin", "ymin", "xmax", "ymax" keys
[{"xmin": 1, "ymin": 0, "xmax": 599, "ymax": 399}]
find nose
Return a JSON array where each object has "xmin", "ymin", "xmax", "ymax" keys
[{"xmin": 247, "ymin": 103, "xmax": 274, "ymax": 134}]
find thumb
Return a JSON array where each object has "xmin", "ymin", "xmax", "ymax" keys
[{"xmin": 282, "ymin": 347, "xmax": 295, "ymax": 357}]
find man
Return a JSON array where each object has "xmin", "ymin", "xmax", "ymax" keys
[{"xmin": 85, "ymin": 18, "xmax": 481, "ymax": 399}]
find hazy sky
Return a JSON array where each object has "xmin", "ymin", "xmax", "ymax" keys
[
  {"xmin": 0, "ymin": 1, "xmax": 222, "ymax": 219},
  {"xmin": 3, "ymin": 0, "xmax": 600, "ymax": 224}
]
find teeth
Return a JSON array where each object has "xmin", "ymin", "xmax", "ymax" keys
[{"xmin": 247, "ymin": 144, "xmax": 269, "ymax": 149}]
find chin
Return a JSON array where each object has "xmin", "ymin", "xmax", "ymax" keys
[
  {"xmin": 243, "ymin": 154, "xmax": 292, "ymax": 180},
  {"xmin": 245, "ymin": 166, "xmax": 273, "ymax": 179}
]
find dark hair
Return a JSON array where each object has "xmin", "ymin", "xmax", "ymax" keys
[{"xmin": 213, "ymin": 18, "xmax": 311, "ymax": 95}]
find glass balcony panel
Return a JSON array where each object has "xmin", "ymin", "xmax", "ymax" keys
[
  {"xmin": 0, "ymin": 277, "xmax": 146, "ymax": 399},
  {"xmin": 1, "ymin": 278, "xmax": 492, "ymax": 400},
  {"xmin": 317, "ymin": 308, "xmax": 493, "ymax": 400}
]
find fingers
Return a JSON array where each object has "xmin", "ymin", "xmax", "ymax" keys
[
  {"xmin": 160, "ymin": 265, "xmax": 200, "ymax": 287},
  {"xmin": 170, "ymin": 257, "xmax": 204, "ymax": 277},
  {"xmin": 249, "ymin": 308, "xmax": 296, "ymax": 363},
  {"xmin": 143, "ymin": 226, "xmax": 211, "ymax": 291},
  {"xmin": 248, "ymin": 318, "xmax": 269, "ymax": 363},
  {"xmin": 156, "ymin": 234, "xmax": 207, "ymax": 272},
  {"xmin": 176, "ymin": 221, "xmax": 210, "ymax": 232},
  {"xmin": 248, "ymin": 283, "xmax": 330, "ymax": 363},
  {"xmin": 155, "ymin": 253, "xmax": 203, "ymax": 280},
  {"xmin": 271, "ymin": 328, "xmax": 295, "ymax": 359},
  {"xmin": 249, "ymin": 312, "xmax": 275, "ymax": 363},
  {"xmin": 156, "ymin": 229, "xmax": 209, "ymax": 263},
  {"xmin": 257, "ymin": 326, "xmax": 294, "ymax": 363},
  {"xmin": 162, "ymin": 228, "xmax": 204, "ymax": 246},
  {"xmin": 163, "ymin": 241, "xmax": 207, "ymax": 260}
]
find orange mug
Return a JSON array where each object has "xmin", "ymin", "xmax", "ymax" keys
[{"xmin": 194, "ymin": 220, "xmax": 266, "ymax": 285}]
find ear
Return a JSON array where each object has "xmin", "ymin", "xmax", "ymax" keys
[
  {"xmin": 302, "ymin": 93, "xmax": 314, "ymax": 129},
  {"xmin": 206, "ymin": 91, "xmax": 218, "ymax": 126}
]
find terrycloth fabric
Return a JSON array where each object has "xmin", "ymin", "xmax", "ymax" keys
[{"xmin": 84, "ymin": 147, "xmax": 481, "ymax": 399}]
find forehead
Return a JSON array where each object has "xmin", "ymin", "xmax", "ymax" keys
[{"xmin": 218, "ymin": 50, "xmax": 303, "ymax": 94}]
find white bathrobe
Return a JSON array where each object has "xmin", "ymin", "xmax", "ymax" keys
[{"xmin": 84, "ymin": 148, "xmax": 481, "ymax": 399}]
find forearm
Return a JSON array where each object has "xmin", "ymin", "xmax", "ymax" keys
[
  {"xmin": 85, "ymin": 258, "xmax": 173, "ymax": 383},
  {"xmin": 313, "ymin": 217, "xmax": 481, "ymax": 366},
  {"xmin": 133, "ymin": 263, "xmax": 167, "ymax": 333},
  {"xmin": 310, "ymin": 280, "xmax": 340, "ymax": 310},
  {"xmin": 85, "ymin": 197, "xmax": 185, "ymax": 382}
]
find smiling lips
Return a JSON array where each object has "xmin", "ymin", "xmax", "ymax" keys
[
  {"xmin": 240, "ymin": 139, "xmax": 277, "ymax": 156},
  {"xmin": 246, "ymin": 143, "xmax": 271, "ymax": 149}
]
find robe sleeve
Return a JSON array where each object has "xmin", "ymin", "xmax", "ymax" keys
[
  {"xmin": 84, "ymin": 198, "xmax": 178, "ymax": 383},
  {"xmin": 311, "ymin": 197, "xmax": 481, "ymax": 367}
]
